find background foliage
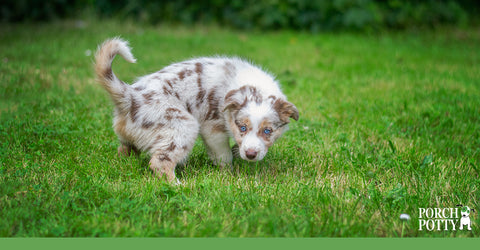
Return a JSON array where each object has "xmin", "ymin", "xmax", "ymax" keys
[{"xmin": 2, "ymin": 0, "xmax": 479, "ymax": 31}]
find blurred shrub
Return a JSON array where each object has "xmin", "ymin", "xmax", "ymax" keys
[
  {"xmin": 1, "ymin": 0, "xmax": 478, "ymax": 31},
  {"xmin": 1, "ymin": 0, "xmax": 80, "ymax": 22},
  {"xmin": 379, "ymin": 0, "xmax": 469, "ymax": 29}
]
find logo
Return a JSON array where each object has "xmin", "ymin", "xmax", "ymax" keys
[
  {"xmin": 418, "ymin": 204, "xmax": 475, "ymax": 231},
  {"xmin": 459, "ymin": 205, "xmax": 472, "ymax": 231}
]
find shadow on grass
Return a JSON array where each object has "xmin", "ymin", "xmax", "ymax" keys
[{"xmin": 127, "ymin": 143, "xmax": 296, "ymax": 184}]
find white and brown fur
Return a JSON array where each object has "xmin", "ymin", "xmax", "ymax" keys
[{"xmin": 95, "ymin": 38, "xmax": 298, "ymax": 183}]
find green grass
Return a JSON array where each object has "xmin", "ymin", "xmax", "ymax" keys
[{"xmin": 1, "ymin": 20, "xmax": 479, "ymax": 237}]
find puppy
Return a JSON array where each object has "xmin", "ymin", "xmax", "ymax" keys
[
  {"xmin": 95, "ymin": 38, "xmax": 298, "ymax": 183},
  {"xmin": 459, "ymin": 206, "xmax": 472, "ymax": 231}
]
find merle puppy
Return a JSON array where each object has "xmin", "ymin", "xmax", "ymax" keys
[{"xmin": 95, "ymin": 38, "xmax": 298, "ymax": 183}]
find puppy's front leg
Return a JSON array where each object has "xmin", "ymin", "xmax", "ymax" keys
[{"xmin": 201, "ymin": 129, "xmax": 233, "ymax": 169}]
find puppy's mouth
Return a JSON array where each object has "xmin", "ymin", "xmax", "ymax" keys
[{"xmin": 242, "ymin": 156, "xmax": 260, "ymax": 162}]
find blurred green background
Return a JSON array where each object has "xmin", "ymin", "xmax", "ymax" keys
[{"xmin": 2, "ymin": 0, "xmax": 479, "ymax": 31}]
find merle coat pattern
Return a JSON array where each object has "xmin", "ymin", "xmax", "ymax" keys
[{"xmin": 95, "ymin": 38, "xmax": 298, "ymax": 183}]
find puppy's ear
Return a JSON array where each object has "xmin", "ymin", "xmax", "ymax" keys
[
  {"xmin": 223, "ymin": 88, "xmax": 245, "ymax": 112},
  {"xmin": 274, "ymin": 99, "xmax": 299, "ymax": 123}
]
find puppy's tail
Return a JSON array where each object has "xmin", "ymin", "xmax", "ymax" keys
[{"xmin": 95, "ymin": 38, "xmax": 136, "ymax": 111}]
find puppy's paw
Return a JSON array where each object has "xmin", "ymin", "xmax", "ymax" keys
[
  {"xmin": 232, "ymin": 144, "xmax": 240, "ymax": 158},
  {"xmin": 118, "ymin": 144, "xmax": 140, "ymax": 157},
  {"xmin": 117, "ymin": 145, "xmax": 131, "ymax": 156}
]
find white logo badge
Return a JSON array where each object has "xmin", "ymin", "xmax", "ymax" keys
[{"xmin": 418, "ymin": 204, "xmax": 474, "ymax": 231}]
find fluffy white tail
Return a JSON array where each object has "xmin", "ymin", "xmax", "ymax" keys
[{"xmin": 95, "ymin": 38, "xmax": 136, "ymax": 111}]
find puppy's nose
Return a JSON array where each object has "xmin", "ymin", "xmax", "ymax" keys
[{"xmin": 245, "ymin": 149, "xmax": 258, "ymax": 160}]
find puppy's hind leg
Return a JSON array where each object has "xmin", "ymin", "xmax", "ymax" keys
[
  {"xmin": 149, "ymin": 152, "xmax": 180, "ymax": 184},
  {"xmin": 118, "ymin": 143, "xmax": 140, "ymax": 157},
  {"xmin": 149, "ymin": 111, "xmax": 199, "ymax": 184}
]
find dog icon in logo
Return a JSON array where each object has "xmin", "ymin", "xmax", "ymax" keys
[{"xmin": 459, "ymin": 205, "xmax": 472, "ymax": 231}]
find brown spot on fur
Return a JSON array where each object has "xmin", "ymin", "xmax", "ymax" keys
[
  {"xmin": 223, "ymin": 88, "xmax": 244, "ymax": 111},
  {"xmin": 194, "ymin": 62, "xmax": 206, "ymax": 107},
  {"xmin": 166, "ymin": 79, "xmax": 174, "ymax": 88},
  {"xmin": 186, "ymin": 102, "xmax": 193, "ymax": 114},
  {"xmin": 167, "ymin": 142, "xmax": 176, "ymax": 152},
  {"xmin": 242, "ymin": 86, "xmax": 262, "ymax": 104},
  {"xmin": 196, "ymin": 80, "xmax": 206, "ymax": 108},
  {"xmin": 163, "ymin": 85, "xmax": 172, "ymax": 96},
  {"xmin": 212, "ymin": 123, "xmax": 227, "ymax": 133},
  {"xmin": 206, "ymin": 89, "xmax": 220, "ymax": 120},
  {"xmin": 156, "ymin": 123, "xmax": 165, "ymax": 130},
  {"xmin": 134, "ymin": 85, "xmax": 146, "ymax": 91},
  {"xmin": 157, "ymin": 153, "xmax": 171, "ymax": 162},
  {"xmin": 178, "ymin": 70, "xmax": 193, "ymax": 81},
  {"xmin": 142, "ymin": 119, "xmax": 155, "ymax": 129},
  {"xmin": 165, "ymin": 107, "xmax": 189, "ymax": 121},
  {"xmin": 225, "ymin": 89, "xmax": 238, "ymax": 103},
  {"xmin": 155, "ymin": 134, "xmax": 164, "ymax": 142},
  {"xmin": 195, "ymin": 62, "xmax": 203, "ymax": 74},
  {"xmin": 104, "ymin": 66, "xmax": 113, "ymax": 80},
  {"xmin": 224, "ymin": 87, "xmax": 259, "ymax": 112},
  {"xmin": 142, "ymin": 91, "xmax": 155, "ymax": 104},
  {"xmin": 197, "ymin": 89, "xmax": 206, "ymax": 108},
  {"xmin": 178, "ymin": 71, "xmax": 186, "ymax": 80},
  {"xmin": 130, "ymin": 95, "xmax": 140, "ymax": 122},
  {"xmin": 166, "ymin": 107, "xmax": 181, "ymax": 113}
]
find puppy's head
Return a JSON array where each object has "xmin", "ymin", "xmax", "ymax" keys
[
  {"xmin": 461, "ymin": 206, "xmax": 471, "ymax": 218},
  {"xmin": 223, "ymin": 86, "xmax": 298, "ymax": 162}
]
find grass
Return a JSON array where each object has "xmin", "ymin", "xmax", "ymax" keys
[{"xmin": 0, "ymin": 19, "xmax": 479, "ymax": 237}]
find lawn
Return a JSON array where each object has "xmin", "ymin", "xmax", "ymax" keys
[{"xmin": 0, "ymin": 20, "xmax": 479, "ymax": 237}]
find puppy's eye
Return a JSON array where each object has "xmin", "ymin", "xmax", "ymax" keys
[
  {"xmin": 240, "ymin": 126, "xmax": 247, "ymax": 132},
  {"xmin": 264, "ymin": 128, "xmax": 272, "ymax": 135}
]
